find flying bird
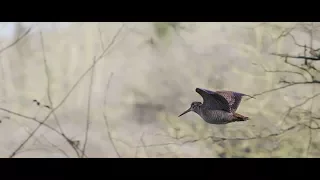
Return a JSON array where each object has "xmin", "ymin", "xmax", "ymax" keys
[{"xmin": 178, "ymin": 88, "xmax": 255, "ymax": 124}]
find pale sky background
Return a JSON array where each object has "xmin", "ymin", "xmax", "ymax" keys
[{"xmin": 0, "ymin": 22, "xmax": 72, "ymax": 39}]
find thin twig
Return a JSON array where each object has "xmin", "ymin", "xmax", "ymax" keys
[
  {"xmin": 98, "ymin": 23, "xmax": 105, "ymax": 50},
  {"xmin": 98, "ymin": 25, "xmax": 121, "ymax": 158},
  {"xmin": 139, "ymin": 133, "xmax": 150, "ymax": 158},
  {"xmin": 280, "ymin": 93, "xmax": 320, "ymax": 127},
  {"xmin": 190, "ymin": 123, "xmax": 299, "ymax": 144},
  {"xmin": 39, "ymin": 134, "xmax": 70, "ymax": 158},
  {"xmin": 0, "ymin": 26, "xmax": 32, "ymax": 54},
  {"xmin": 102, "ymin": 73, "xmax": 120, "ymax": 157},
  {"xmin": 251, "ymin": 81, "xmax": 318, "ymax": 98},
  {"xmin": 307, "ymin": 49, "xmax": 316, "ymax": 157},
  {"xmin": 134, "ymin": 132, "xmax": 145, "ymax": 158},
  {"xmin": 252, "ymin": 61, "xmax": 308, "ymax": 81},
  {"xmin": 39, "ymin": 31, "xmax": 64, "ymax": 134},
  {"xmin": 0, "ymin": 107, "xmax": 79, "ymax": 157},
  {"xmin": 0, "ymin": 108, "xmax": 60, "ymax": 134},
  {"xmin": 283, "ymin": 57, "xmax": 314, "ymax": 80},
  {"xmin": 137, "ymin": 123, "xmax": 302, "ymax": 149},
  {"xmin": 81, "ymin": 56, "xmax": 96, "ymax": 158}
]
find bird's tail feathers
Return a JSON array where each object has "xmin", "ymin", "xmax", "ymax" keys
[{"xmin": 233, "ymin": 113, "xmax": 249, "ymax": 121}]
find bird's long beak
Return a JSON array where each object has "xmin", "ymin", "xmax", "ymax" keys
[{"xmin": 178, "ymin": 108, "xmax": 191, "ymax": 117}]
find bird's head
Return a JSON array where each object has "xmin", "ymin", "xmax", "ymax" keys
[{"xmin": 178, "ymin": 101, "xmax": 202, "ymax": 117}]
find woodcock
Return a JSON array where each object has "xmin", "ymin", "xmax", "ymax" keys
[{"xmin": 178, "ymin": 88, "xmax": 255, "ymax": 124}]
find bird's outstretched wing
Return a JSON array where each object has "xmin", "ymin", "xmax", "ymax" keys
[
  {"xmin": 195, "ymin": 88, "xmax": 231, "ymax": 112},
  {"xmin": 216, "ymin": 91, "xmax": 254, "ymax": 113}
]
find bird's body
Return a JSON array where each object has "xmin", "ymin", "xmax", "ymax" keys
[
  {"xmin": 196, "ymin": 108, "xmax": 239, "ymax": 124},
  {"xmin": 178, "ymin": 88, "xmax": 254, "ymax": 124}
]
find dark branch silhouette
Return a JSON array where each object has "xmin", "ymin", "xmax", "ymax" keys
[
  {"xmin": 270, "ymin": 53, "xmax": 320, "ymax": 61},
  {"xmin": 251, "ymin": 22, "xmax": 320, "ymax": 157}
]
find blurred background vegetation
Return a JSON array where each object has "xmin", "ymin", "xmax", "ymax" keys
[{"xmin": 0, "ymin": 22, "xmax": 319, "ymax": 158}]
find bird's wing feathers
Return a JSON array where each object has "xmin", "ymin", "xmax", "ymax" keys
[
  {"xmin": 195, "ymin": 88, "xmax": 231, "ymax": 112},
  {"xmin": 216, "ymin": 91, "xmax": 246, "ymax": 113}
]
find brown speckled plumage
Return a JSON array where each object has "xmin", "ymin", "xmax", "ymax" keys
[
  {"xmin": 178, "ymin": 88, "xmax": 254, "ymax": 124},
  {"xmin": 216, "ymin": 91, "xmax": 255, "ymax": 113}
]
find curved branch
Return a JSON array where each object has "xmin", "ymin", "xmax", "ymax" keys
[
  {"xmin": 0, "ymin": 26, "xmax": 32, "ymax": 54},
  {"xmin": 270, "ymin": 53, "xmax": 320, "ymax": 61}
]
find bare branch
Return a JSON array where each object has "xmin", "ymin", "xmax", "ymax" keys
[
  {"xmin": 40, "ymin": 31, "xmax": 64, "ymax": 134},
  {"xmin": 275, "ymin": 25, "xmax": 297, "ymax": 41},
  {"xmin": 252, "ymin": 61, "xmax": 308, "ymax": 81},
  {"xmin": 0, "ymin": 108, "xmax": 58, "ymax": 134},
  {"xmin": 81, "ymin": 56, "xmax": 96, "ymax": 158},
  {"xmin": 243, "ymin": 23, "xmax": 320, "ymax": 157},
  {"xmin": 279, "ymin": 80, "xmax": 320, "ymax": 85},
  {"xmin": 8, "ymin": 31, "xmax": 82, "ymax": 158},
  {"xmin": 306, "ymin": 72, "xmax": 316, "ymax": 157},
  {"xmin": 138, "ymin": 123, "xmax": 307, "ymax": 150},
  {"xmin": 0, "ymin": 107, "xmax": 81, "ymax": 157},
  {"xmin": 270, "ymin": 53, "xmax": 320, "ymax": 61},
  {"xmin": 102, "ymin": 73, "xmax": 121, "ymax": 157},
  {"xmin": 40, "ymin": 134, "xmax": 70, "ymax": 158},
  {"xmin": 283, "ymin": 57, "xmax": 314, "ymax": 80},
  {"xmin": 98, "ymin": 24, "xmax": 105, "ymax": 50},
  {"xmin": 280, "ymin": 93, "xmax": 320, "ymax": 127},
  {"xmin": 251, "ymin": 81, "xmax": 316, "ymax": 98},
  {"xmin": 0, "ymin": 26, "xmax": 32, "ymax": 54},
  {"xmin": 180, "ymin": 126, "xmax": 296, "ymax": 145},
  {"xmin": 8, "ymin": 23, "xmax": 125, "ymax": 158},
  {"xmin": 139, "ymin": 133, "xmax": 150, "ymax": 157}
]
